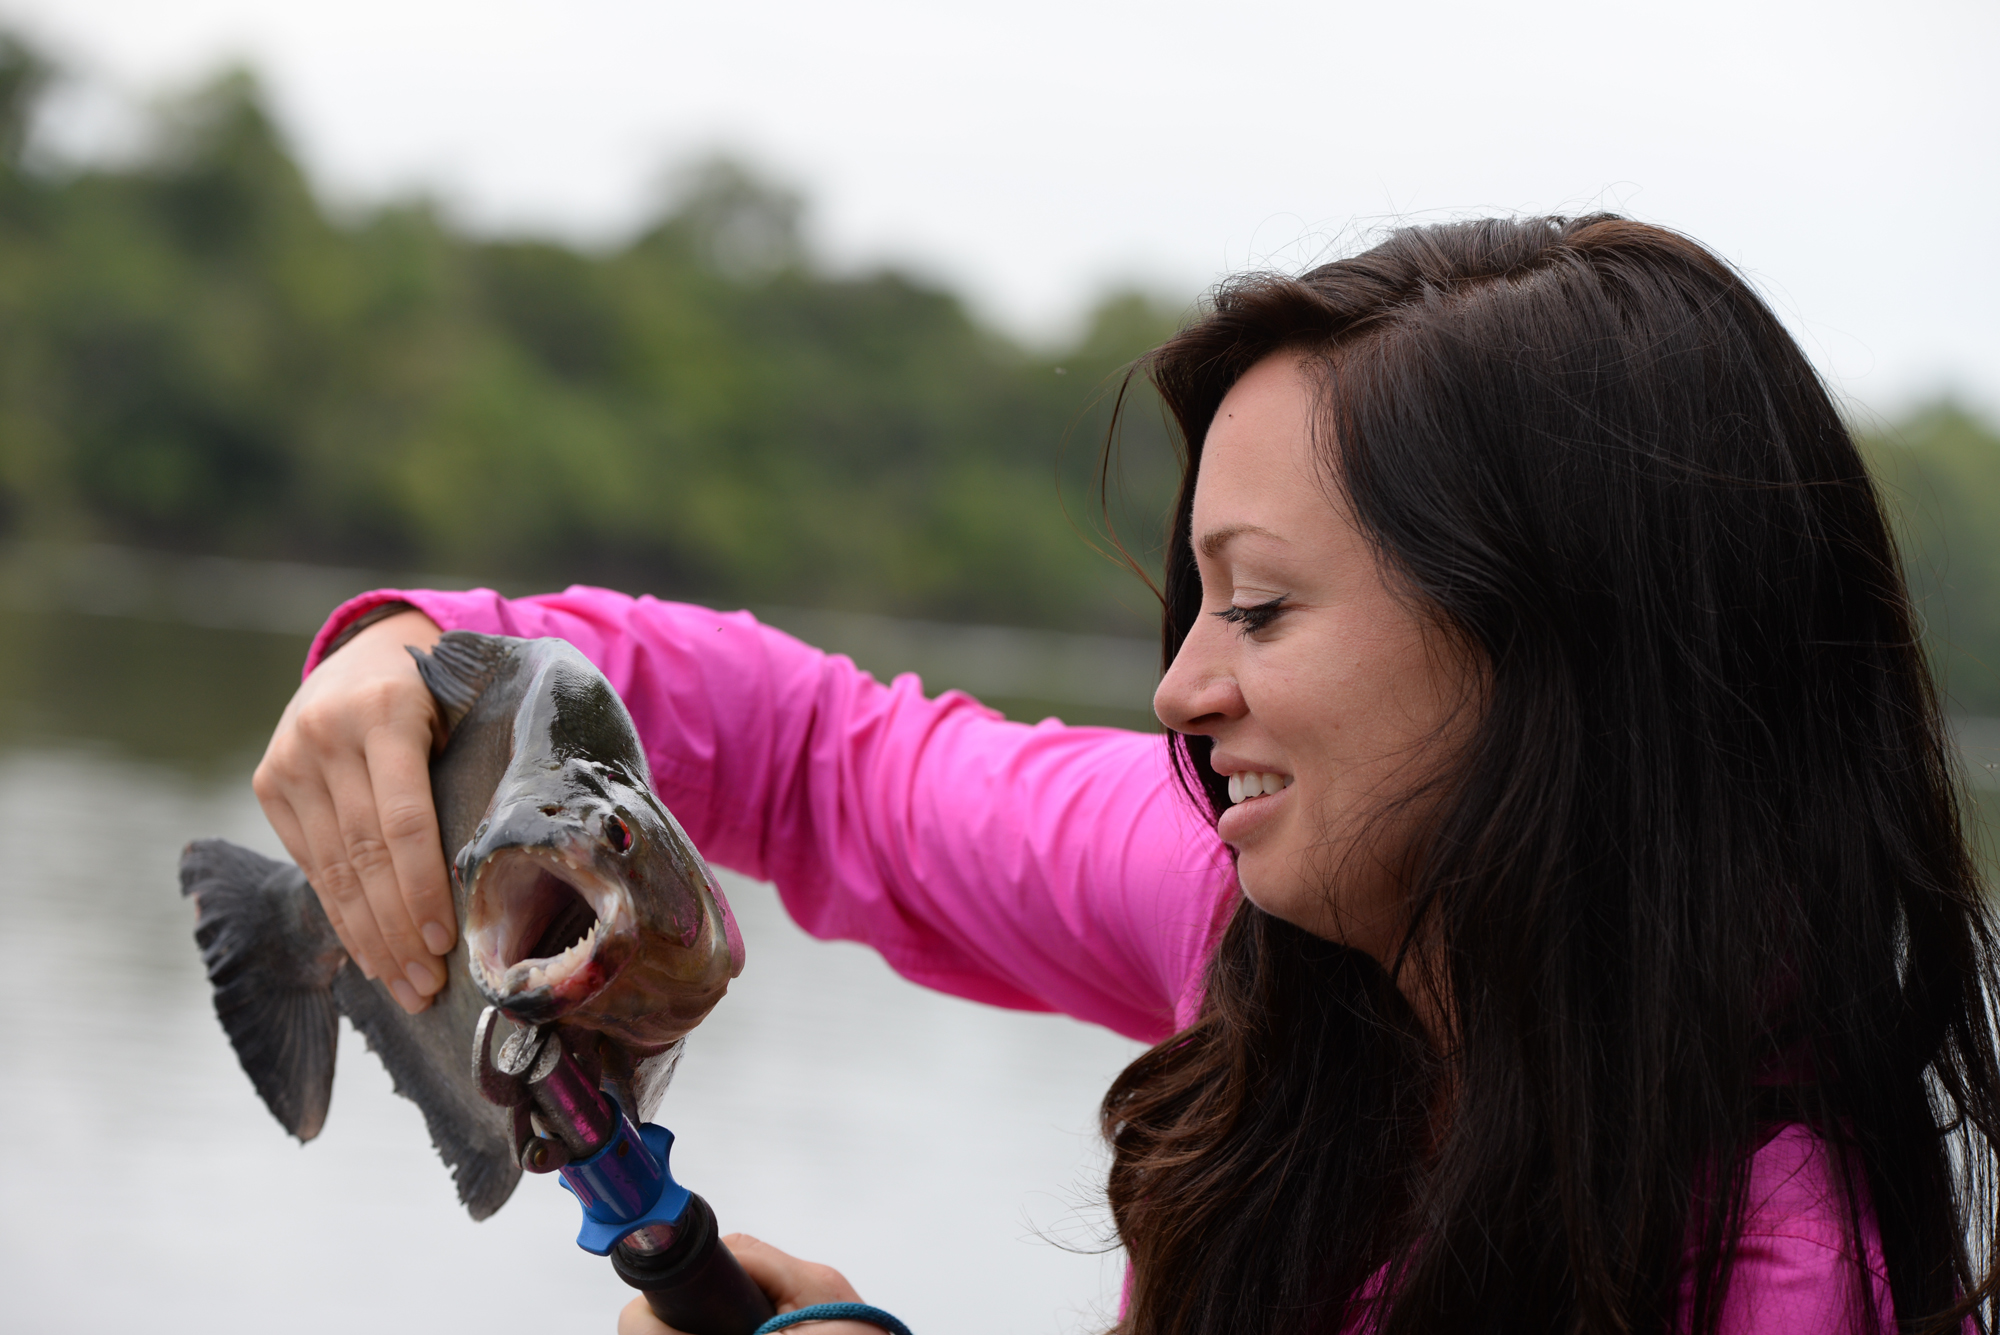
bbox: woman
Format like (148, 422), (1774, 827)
(255, 215), (2000, 1334)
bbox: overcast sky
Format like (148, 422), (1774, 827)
(6, 0), (1995, 420)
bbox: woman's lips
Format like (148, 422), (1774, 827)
(1216, 777), (1292, 845)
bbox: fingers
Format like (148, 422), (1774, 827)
(324, 751), (442, 1004)
(253, 608), (446, 1012)
(616, 1295), (683, 1335)
(290, 765), (405, 977)
(364, 728), (455, 957)
(255, 767), (362, 962)
(258, 738), (400, 980)
(722, 1234), (864, 1310)
(614, 1289), (875, 1335)
(611, 1238), (873, 1335)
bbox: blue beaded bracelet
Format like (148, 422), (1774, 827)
(754, 1301), (913, 1335)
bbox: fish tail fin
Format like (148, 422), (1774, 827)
(179, 839), (346, 1142)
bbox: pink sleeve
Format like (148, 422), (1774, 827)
(308, 587), (1238, 1044)
(1678, 1124), (1903, 1334)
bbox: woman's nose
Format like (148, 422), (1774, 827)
(1154, 620), (1245, 733)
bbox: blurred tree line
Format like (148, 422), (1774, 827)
(3, 35), (2000, 711)
(1864, 406), (2000, 716)
(0, 35), (1181, 636)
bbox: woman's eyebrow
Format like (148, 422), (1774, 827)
(1198, 523), (1283, 559)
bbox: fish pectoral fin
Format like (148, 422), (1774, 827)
(410, 631), (512, 733)
(179, 839), (345, 1142)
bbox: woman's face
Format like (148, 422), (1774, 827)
(1153, 353), (1473, 960)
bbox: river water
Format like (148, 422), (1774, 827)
(0, 609), (1140, 1335)
(10, 600), (1995, 1335)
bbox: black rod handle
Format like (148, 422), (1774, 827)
(611, 1193), (776, 1335)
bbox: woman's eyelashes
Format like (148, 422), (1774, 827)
(1215, 595), (1288, 634)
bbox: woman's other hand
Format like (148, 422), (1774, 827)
(616, 1234), (878, 1335)
(253, 607), (449, 1013)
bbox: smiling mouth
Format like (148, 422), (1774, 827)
(466, 847), (629, 1000)
(1226, 771), (1294, 805)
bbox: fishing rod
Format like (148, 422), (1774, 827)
(474, 1007), (775, 1335)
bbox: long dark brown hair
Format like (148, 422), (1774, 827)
(1100, 216), (2000, 1335)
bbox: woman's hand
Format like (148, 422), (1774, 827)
(616, 1234), (878, 1335)
(252, 607), (450, 1013)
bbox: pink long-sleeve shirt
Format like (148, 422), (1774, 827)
(309, 585), (1906, 1333)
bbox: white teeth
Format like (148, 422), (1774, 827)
(553, 921), (599, 973)
(505, 919), (602, 995)
(1227, 771), (1294, 806)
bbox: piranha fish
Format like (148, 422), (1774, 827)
(180, 631), (745, 1219)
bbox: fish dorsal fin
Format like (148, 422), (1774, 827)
(410, 632), (511, 732)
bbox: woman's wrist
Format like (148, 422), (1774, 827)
(755, 1302), (912, 1335)
(320, 599), (422, 659)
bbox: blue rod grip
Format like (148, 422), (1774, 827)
(558, 1119), (692, 1255)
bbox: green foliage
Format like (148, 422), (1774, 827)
(7, 36), (1997, 685)
(0, 34), (48, 165)
(1862, 404), (2000, 716)
(0, 47), (1183, 632)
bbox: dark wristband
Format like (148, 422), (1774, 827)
(320, 599), (419, 659)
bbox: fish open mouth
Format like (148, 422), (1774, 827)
(465, 846), (630, 1004)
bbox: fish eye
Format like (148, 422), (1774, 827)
(605, 814), (631, 854)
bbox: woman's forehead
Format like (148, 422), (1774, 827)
(1194, 356), (1344, 557)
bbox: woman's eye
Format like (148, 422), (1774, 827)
(1214, 596), (1287, 633)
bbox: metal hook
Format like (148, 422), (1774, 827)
(474, 1006), (587, 1174)
(473, 1005), (537, 1108)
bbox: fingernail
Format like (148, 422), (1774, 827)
(406, 960), (443, 997)
(388, 978), (421, 1011)
(421, 922), (453, 954)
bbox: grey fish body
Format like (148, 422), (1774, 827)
(181, 632), (744, 1220)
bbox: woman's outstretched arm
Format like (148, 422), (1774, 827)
(263, 586), (1236, 1032)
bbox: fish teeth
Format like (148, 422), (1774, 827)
(502, 919), (602, 996)
(549, 920), (600, 979)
